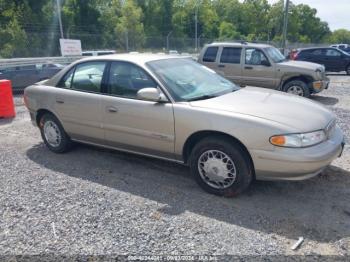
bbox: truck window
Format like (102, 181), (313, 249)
(220, 47), (241, 64)
(203, 47), (218, 62)
(245, 48), (269, 65)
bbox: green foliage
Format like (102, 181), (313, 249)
(114, 0), (145, 51)
(219, 22), (240, 40)
(0, 0), (346, 58)
(328, 29), (350, 44)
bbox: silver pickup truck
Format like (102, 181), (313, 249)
(198, 42), (329, 98)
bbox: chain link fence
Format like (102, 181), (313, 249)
(1, 32), (332, 59)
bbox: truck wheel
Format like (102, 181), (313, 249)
(346, 65), (350, 75)
(39, 113), (72, 153)
(189, 137), (253, 197)
(283, 80), (310, 98)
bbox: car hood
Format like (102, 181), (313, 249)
(189, 87), (334, 132)
(278, 60), (323, 71)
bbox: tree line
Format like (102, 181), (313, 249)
(1, 0), (350, 58)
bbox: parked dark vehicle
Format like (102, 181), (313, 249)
(0, 63), (64, 91)
(294, 47), (350, 74)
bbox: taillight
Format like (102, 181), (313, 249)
(292, 52), (298, 60)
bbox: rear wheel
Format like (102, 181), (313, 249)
(189, 137), (253, 197)
(39, 113), (72, 153)
(283, 80), (310, 98)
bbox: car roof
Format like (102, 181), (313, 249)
(207, 42), (272, 49)
(77, 53), (188, 66)
(299, 47), (333, 51)
(45, 54), (191, 87)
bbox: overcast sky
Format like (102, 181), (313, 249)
(267, 0), (350, 31)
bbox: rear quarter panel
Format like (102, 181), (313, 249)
(25, 85), (58, 124)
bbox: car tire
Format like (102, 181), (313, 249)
(39, 113), (72, 153)
(283, 80), (310, 98)
(346, 65), (350, 75)
(189, 136), (253, 197)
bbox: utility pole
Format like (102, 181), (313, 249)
(56, 0), (64, 39)
(282, 0), (290, 54)
(125, 30), (129, 52)
(167, 31), (173, 51)
(194, 1), (201, 52)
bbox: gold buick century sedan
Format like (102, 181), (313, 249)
(24, 54), (345, 197)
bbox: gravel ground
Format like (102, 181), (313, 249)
(0, 75), (350, 258)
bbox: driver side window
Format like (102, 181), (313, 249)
(326, 49), (341, 57)
(245, 48), (268, 65)
(108, 62), (157, 99)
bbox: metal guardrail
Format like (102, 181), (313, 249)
(0, 53), (199, 70)
(0, 56), (81, 69)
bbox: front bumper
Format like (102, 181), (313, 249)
(311, 78), (330, 93)
(251, 126), (344, 181)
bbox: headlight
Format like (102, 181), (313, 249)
(270, 130), (326, 148)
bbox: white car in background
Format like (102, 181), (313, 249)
(82, 50), (116, 56)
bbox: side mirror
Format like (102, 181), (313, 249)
(261, 60), (271, 67)
(137, 87), (168, 102)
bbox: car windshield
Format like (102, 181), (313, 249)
(147, 58), (239, 102)
(265, 47), (286, 63)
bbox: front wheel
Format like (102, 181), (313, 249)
(346, 65), (350, 75)
(189, 137), (254, 197)
(39, 113), (72, 153)
(283, 80), (310, 98)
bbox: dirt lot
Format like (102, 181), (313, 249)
(0, 75), (350, 257)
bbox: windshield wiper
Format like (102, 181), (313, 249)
(187, 94), (217, 101)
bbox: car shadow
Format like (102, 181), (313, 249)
(311, 95), (339, 106)
(26, 142), (350, 243)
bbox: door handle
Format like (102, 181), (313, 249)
(56, 99), (64, 104)
(218, 64), (225, 68)
(244, 66), (253, 70)
(107, 106), (118, 113)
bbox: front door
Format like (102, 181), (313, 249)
(324, 48), (346, 71)
(102, 61), (175, 159)
(54, 61), (107, 143)
(242, 48), (276, 89)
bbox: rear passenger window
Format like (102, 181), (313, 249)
(311, 49), (323, 55)
(71, 62), (106, 92)
(203, 47), (218, 62)
(220, 47), (241, 64)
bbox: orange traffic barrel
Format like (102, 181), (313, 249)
(0, 79), (16, 118)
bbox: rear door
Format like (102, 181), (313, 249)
(54, 61), (107, 143)
(101, 61), (175, 158)
(216, 47), (243, 85)
(242, 47), (276, 88)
